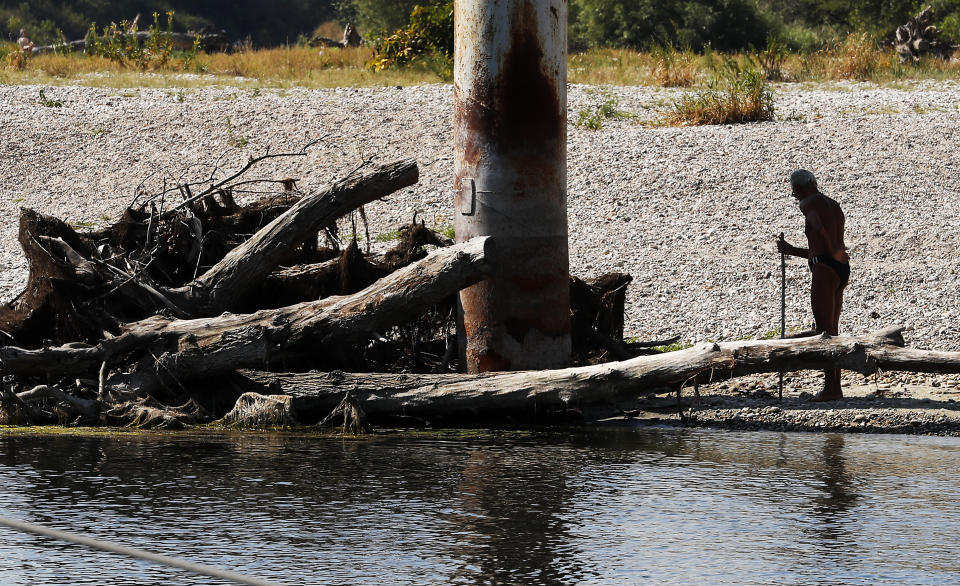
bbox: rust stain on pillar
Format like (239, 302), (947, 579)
(454, 0), (569, 373)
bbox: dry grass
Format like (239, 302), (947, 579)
(572, 41), (960, 86)
(201, 46), (371, 79)
(651, 47), (699, 87)
(2, 42), (27, 71)
(196, 46), (446, 87)
(2, 41), (959, 90)
(568, 49), (654, 85)
(818, 33), (884, 80)
(1, 46), (445, 88)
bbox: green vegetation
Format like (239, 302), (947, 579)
(358, 223), (453, 244)
(664, 60), (774, 126)
(760, 328), (781, 340)
(569, 0), (772, 52)
(336, 0), (421, 41)
(6, 0), (960, 53)
(85, 12), (185, 70)
(569, 0), (960, 52)
(224, 116), (249, 148)
(438, 225), (455, 240)
(368, 0), (452, 78)
(37, 87), (62, 107)
(373, 229), (403, 243)
(2, 1), (337, 47)
(576, 96), (635, 130)
(650, 341), (694, 353)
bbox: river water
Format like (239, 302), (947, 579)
(1, 428), (959, 585)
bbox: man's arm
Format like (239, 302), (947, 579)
(778, 240), (808, 258)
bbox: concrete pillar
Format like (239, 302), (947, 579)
(453, 0), (569, 373)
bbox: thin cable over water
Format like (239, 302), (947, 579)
(0, 515), (282, 586)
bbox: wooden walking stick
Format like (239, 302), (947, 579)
(779, 232), (786, 400)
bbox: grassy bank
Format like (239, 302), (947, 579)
(0, 45), (441, 88)
(2, 36), (959, 89)
(569, 39), (960, 86)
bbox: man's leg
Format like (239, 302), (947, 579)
(831, 280), (846, 336)
(810, 266), (842, 401)
(822, 281), (847, 397)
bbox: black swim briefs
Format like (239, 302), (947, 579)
(809, 255), (850, 285)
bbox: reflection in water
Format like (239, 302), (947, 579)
(1, 429), (960, 585)
(451, 446), (584, 584)
(810, 434), (859, 546)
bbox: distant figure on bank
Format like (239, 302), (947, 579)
(777, 169), (850, 401)
(17, 29), (35, 54)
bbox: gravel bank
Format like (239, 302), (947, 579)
(624, 370), (960, 436)
(2, 80), (958, 354)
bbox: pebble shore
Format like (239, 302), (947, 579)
(1, 80), (958, 430)
(628, 370), (960, 436)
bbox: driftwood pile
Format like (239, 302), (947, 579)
(895, 6), (956, 62)
(0, 148), (638, 429)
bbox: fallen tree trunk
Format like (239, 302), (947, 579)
(170, 159), (418, 315)
(233, 327), (957, 421)
(137, 235), (490, 378)
(864, 346), (960, 374)
(17, 385), (99, 420)
(1, 237), (492, 389)
(0, 344), (104, 377)
(246, 219), (454, 311)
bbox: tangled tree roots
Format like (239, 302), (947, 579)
(217, 392), (298, 428)
(895, 6), (956, 62)
(318, 392), (370, 434)
(103, 397), (211, 429)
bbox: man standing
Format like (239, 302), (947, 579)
(777, 169), (850, 401)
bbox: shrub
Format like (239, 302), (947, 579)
(570, 0), (773, 52)
(367, 0), (453, 73)
(664, 60), (774, 126)
(342, 0), (421, 41)
(85, 12), (180, 70)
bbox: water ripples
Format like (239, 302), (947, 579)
(1, 429), (960, 584)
